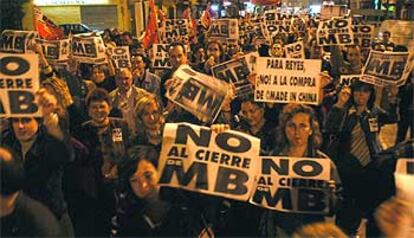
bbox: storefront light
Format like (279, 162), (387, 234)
(34, 0), (111, 5)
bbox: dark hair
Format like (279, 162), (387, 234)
(132, 53), (151, 69)
(350, 80), (376, 109)
(169, 42), (187, 55)
(383, 31), (391, 36)
(1, 147), (25, 196)
(85, 88), (111, 108)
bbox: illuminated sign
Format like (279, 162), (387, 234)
(34, 0), (112, 5)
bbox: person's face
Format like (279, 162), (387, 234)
(142, 102), (162, 131)
(92, 68), (106, 83)
(129, 160), (159, 199)
(227, 43), (239, 56)
(122, 35), (133, 45)
(196, 48), (206, 61)
(88, 100), (111, 125)
(347, 48), (361, 65)
(207, 42), (221, 61)
(383, 33), (390, 42)
(12, 117), (39, 142)
(116, 70), (133, 92)
(271, 44), (284, 57)
(285, 112), (313, 149)
(353, 87), (371, 107)
(132, 56), (146, 73)
(241, 102), (265, 129)
(169, 45), (188, 69)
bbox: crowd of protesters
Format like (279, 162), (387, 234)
(1, 6), (414, 238)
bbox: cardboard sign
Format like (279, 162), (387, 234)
(284, 41), (305, 59)
(255, 57), (322, 105)
(361, 51), (413, 87)
(212, 54), (254, 98)
(339, 74), (360, 87)
(166, 65), (228, 123)
(158, 122), (260, 201)
(71, 34), (106, 64)
(0, 53), (41, 117)
(317, 18), (355, 46)
(239, 18), (268, 44)
(0, 30), (39, 54)
(207, 19), (239, 41)
(263, 10), (293, 37)
(396, 158), (414, 175)
(152, 44), (172, 69)
(35, 38), (71, 63)
(109, 46), (131, 68)
(249, 156), (331, 214)
(162, 19), (190, 44)
(352, 24), (374, 54)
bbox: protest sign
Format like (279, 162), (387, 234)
(263, 10), (293, 37)
(207, 19), (239, 41)
(352, 24), (374, 54)
(339, 74), (360, 87)
(35, 38), (70, 63)
(0, 53), (41, 117)
(0, 30), (39, 54)
(152, 44), (172, 69)
(166, 65), (228, 123)
(161, 19), (190, 44)
(396, 158), (414, 175)
(255, 57), (321, 105)
(108, 46), (131, 68)
(317, 18), (355, 46)
(212, 54), (254, 98)
(284, 41), (305, 59)
(158, 122), (260, 201)
(249, 156), (332, 214)
(361, 51), (413, 87)
(71, 34), (106, 64)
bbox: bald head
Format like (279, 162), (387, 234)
(116, 68), (133, 93)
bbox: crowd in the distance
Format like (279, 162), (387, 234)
(1, 8), (414, 238)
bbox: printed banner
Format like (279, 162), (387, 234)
(158, 123), (260, 201)
(152, 44), (172, 69)
(361, 51), (413, 87)
(109, 46), (131, 68)
(396, 158), (414, 175)
(161, 19), (190, 44)
(339, 74), (360, 87)
(263, 10), (293, 37)
(0, 53), (41, 117)
(284, 41), (305, 59)
(320, 5), (348, 20)
(255, 57), (322, 105)
(317, 18), (354, 46)
(35, 38), (71, 63)
(352, 24), (374, 54)
(166, 65), (228, 123)
(71, 34), (106, 64)
(250, 156), (332, 214)
(212, 54), (254, 98)
(0, 30), (39, 54)
(207, 19), (239, 41)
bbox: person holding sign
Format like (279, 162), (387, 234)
(202, 40), (228, 75)
(261, 103), (340, 236)
(324, 80), (398, 236)
(115, 146), (204, 236)
(1, 89), (74, 236)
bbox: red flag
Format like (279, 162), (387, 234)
(183, 7), (197, 36)
(200, 8), (211, 29)
(141, 0), (159, 49)
(33, 6), (64, 40)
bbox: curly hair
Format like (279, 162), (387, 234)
(134, 94), (163, 132)
(275, 104), (322, 154)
